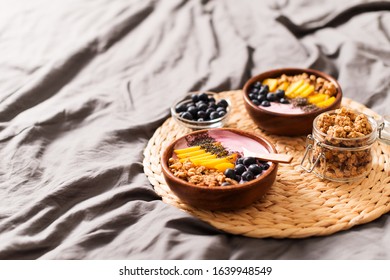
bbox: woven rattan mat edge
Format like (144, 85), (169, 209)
(143, 91), (390, 238)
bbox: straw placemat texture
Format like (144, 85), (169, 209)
(143, 91), (390, 238)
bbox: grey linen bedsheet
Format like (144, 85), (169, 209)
(0, 0), (389, 260)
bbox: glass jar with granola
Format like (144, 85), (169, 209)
(301, 107), (379, 182)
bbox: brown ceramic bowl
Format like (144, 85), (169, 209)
(161, 128), (278, 211)
(243, 68), (342, 136)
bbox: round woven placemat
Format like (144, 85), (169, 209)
(143, 91), (390, 238)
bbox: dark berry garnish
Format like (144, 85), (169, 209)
(187, 106), (198, 117)
(197, 103), (208, 112)
(252, 99), (260, 106)
(191, 94), (199, 103)
(253, 81), (262, 89)
(242, 171), (254, 181)
(206, 108), (215, 116)
(243, 157), (256, 167)
(175, 103), (187, 113)
(249, 93), (257, 100)
(266, 93), (277, 102)
(259, 85), (269, 94)
(236, 157), (244, 165)
(197, 110), (207, 119)
(248, 164), (262, 175)
(280, 98), (290, 104)
(234, 164), (246, 175)
(216, 107), (225, 112)
(218, 111), (226, 117)
(261, 100), (270, 107)
(197, 118), (204, 122)
(224, 168), (236, 179)
(210, 111), (220, 120)
(186, 102), (195, 108)
(208, 102), (217, 109)
(261, 163), (270, 170)
(181, 112), (193, 120)
(275, 89), (285, 99)
(235, 175), (241, 182)
(199, 92), (209, 102)
(257, 94), (266, 102)
(216, 99), (228, 108)
(208, 97), (216, 103)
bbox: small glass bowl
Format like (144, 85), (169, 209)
(171, 92), (231, 130)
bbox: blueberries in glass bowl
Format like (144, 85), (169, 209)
(171, 92), (231, 129)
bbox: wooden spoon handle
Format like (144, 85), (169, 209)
(243, 148), (293, 164)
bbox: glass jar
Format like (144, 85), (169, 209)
(301, 110), (389, 182)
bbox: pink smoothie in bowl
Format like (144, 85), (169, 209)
(169, 129), (274, 187)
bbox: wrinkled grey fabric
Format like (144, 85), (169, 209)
(0, 0), (389, 260)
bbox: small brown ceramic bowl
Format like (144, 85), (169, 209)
(161, 128), (278, 211)
(243, 68), (342, 136)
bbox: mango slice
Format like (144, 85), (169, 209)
(214, 162), (235, 172)
(277, 82), (290, 91)
(316, 96), (336, 108)
(308, 94), (328, 104)
(189, 154), (217, 164)
(263, 78), (278, 92)
(176, 149), (206, 159)
(174, 146), (201, 154)
(285, 80), (304, 97)
(299, 85), (315, 98)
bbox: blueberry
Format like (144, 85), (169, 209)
(222, 182), (231, 186)
(224, 168), (236, 179)
(197, 110), (207, 119)
(262, 85), (269, 92)
(216, 99), (228, 108)
(235, 175), (241, 182)
(210, 111), (220, 120)
(253, 81), (262, 88)
(208, 102), (217, 109)
(208, 97), (216, 103)
(250, 88), (259, 94)
(275, 89), (285, 99)
(261, 163), (270, 170)
(248, 164), (262, 175)
(236, 158), (244, 165)
(266, 93), (277, 102)
(234, 164), (246, 175)
(261, 100), (271, 107)
(243, 157), (256, 166)
(187, 106), (198, 117)
(259, 87), (268, 95)
(197, 118), (204, 122)
(199, 92), (209, 102)
(197, 103), (208, 112)
(181, 112), (193, 120)
(186, 102), (195, 108)
(257, 94), (267, 102)
(206, 107), (215, 116)
(218, 110), (226, 117)
(280, 98), (290, 104)
(252, 99), (260, 106)
(242, 171), (254, 181)
(216, 107), (225, 112)
(249, 93), (257, 100)
(191, 94), (199, 103)
(175, 103), (187, 113)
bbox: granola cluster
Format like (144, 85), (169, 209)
(317, 107), (372, 139)
(313, 107), (374, 180)
(168, 158), (238, 187)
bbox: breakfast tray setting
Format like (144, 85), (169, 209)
(143, 90), (390, 238)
